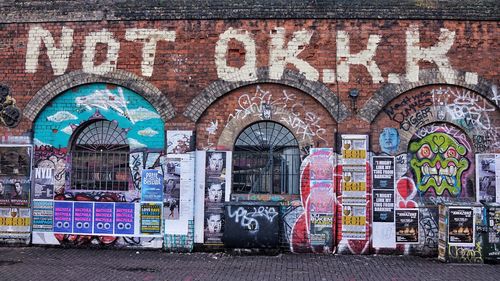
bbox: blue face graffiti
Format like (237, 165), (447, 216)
(379, 128), (400, 154)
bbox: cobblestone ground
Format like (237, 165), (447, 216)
(0, 247), (499, 281)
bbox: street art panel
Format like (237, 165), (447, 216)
(408, 124), (474, 203)
(31, 83), (165, 249)
(197, 84), (336, 150)
(224, 204), (280, 248)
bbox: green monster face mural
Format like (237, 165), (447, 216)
(409, 133), (469, 196)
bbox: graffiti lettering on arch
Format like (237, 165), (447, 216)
(225, 85), (328, 144)
(409, 125), (472, 197)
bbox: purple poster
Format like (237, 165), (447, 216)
(115, 203), (135, 235)
(93, 203), (114, 235)
(53, 201), (73, 233)
(73, 202), (93, 234)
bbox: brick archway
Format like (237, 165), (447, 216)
(183, 67), (349, 123)
(359, 68), (499, 123)
(24, 69), (175, 123)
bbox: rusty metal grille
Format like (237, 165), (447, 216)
(71, 120), (129, 191)
(233, 122), (301, 195)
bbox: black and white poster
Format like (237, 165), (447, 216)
(373, 156), (395, 190)
(448, 207), (475, 246)
(395, 209), (419, 243)
(475, 154), (499, 203)
(204, 151), (227, 244)
(373, 190), (395, 223)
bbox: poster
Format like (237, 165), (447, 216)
(114, 203), (135, 235)
(0, 178), (30, 207)
(34, 167), (54, 200)
(373, 156), (395, 190)
(475, 154), (498, 203)
(140, 203), (162, 234)
(178, 154), (195, 219)
(204, 151), (227, 244)
(341, 135), (368, 166)
(310, 148), (333, 180)
(73, 202), (93, 234)
(310, 181), (334, 213)
(341, 165), (367, 204)
(448, 207), (475, 246)
(53, 201), (73, 233)
(141, 169), (163, 202)
(0, 146), (32, 209)
(310, 213), (333, 246)
(395, 209), (419, 243)
(341, 205), (367, 240)
(0, 207), (30, 233)
(166, 130), (193, 154)
(32, 200), (54, 232)
(93, 203), (114, 235)
(163, 156), (181, 219)
(373, 190), (395, 223)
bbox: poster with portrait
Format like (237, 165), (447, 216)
(448, 207), (475, 246)
(166, 130), (193, 154)
(395, 209), (419, 243)
(204, 151), (228, 245)
(0, 145), (32, 209)
(0, 179), (31, 207)
(476, 154), (498, 203)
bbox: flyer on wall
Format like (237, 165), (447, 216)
(395, 209), (419, 243)
(448, 207), (475, 246)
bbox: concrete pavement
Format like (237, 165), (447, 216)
(0, 247), (498, 281)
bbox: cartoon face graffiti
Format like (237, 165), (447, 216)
(409, 132), (469, 196)
(379, 128), (400, 154)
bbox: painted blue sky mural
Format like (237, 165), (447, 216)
(34, 83), (165, 150)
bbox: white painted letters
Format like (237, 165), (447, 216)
(25, 25), (74, 75)
(82, 29), (120, 75)
(406, 25), (456, 83)
(125, 29), (176, 77)
(269, 28), (319, 81)
(215, 28), (257, 82)
(336, 31), (383, 83)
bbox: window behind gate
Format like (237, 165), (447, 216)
(70, 120), (129, 191)
(232, 121), (301, 195)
